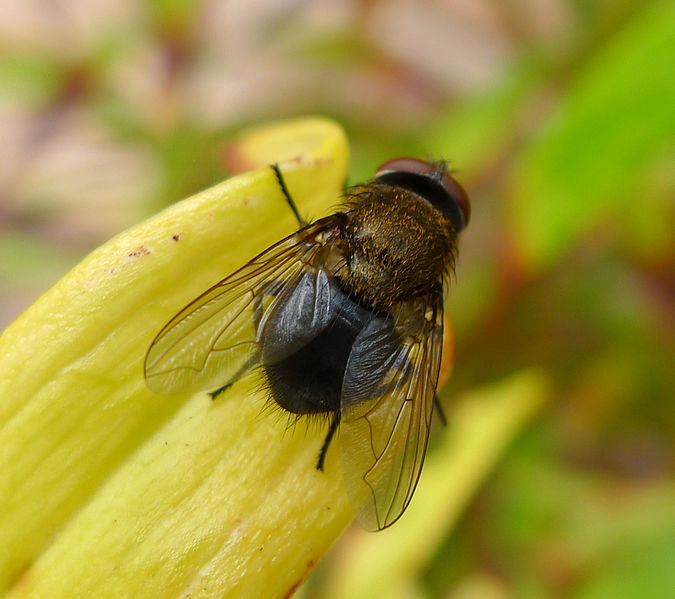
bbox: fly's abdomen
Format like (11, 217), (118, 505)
(261, 280), (372, 415)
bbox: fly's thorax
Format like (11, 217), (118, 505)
(337, 184), (457, 311)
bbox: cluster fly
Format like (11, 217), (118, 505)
(145, 157), (470, 530)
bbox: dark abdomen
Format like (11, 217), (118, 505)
(263, 288), (371, 415)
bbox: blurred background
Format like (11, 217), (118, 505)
(0, 0), (672, 596)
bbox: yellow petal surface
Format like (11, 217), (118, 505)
(0, 117), (351, 598)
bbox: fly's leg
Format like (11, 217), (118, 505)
(209, 281), (284, 401)
(316, 412), (341, 471)
(271, 164), (307, 227)
(208, 354), (259, 400)
(252, 275), (343, 472)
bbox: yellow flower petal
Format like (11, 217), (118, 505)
(0, 117), (351, 598)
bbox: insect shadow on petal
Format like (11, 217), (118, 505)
(145, 158), (470, 531)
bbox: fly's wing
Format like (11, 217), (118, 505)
(340, 292), (443, 531)
(144, 220), (339, 394)
(258, 266), (337, 365)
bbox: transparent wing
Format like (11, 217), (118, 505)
(340, 292), (443, 530)
(144, 220), (338, 394)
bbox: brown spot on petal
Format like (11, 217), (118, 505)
(127, 245), (151, 258)
(9, 560), (32, 593)
(282, 559), (316, 598)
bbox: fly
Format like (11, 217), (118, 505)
(145, 158), (470, 530)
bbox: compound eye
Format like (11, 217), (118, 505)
(438, 171), (470, 230)
(375, 157), (471, 230)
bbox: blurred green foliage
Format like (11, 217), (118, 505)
(510, 3), (675, 271)
(0, 0), (672, 597)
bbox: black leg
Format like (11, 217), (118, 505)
(209, 353), (259, 400)
(271, 163), (306, 227)
(434, 395), (447, 427)
(210, 279), (286, 401)
(209, 382), (234, 401)
(316, 413), (340, 471)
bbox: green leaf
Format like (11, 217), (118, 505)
(509, 2), (675, 272)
